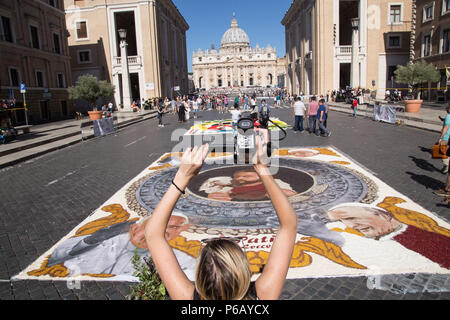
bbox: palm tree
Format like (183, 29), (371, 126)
(409, 0), (417, 63)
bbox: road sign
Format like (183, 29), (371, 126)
(174, 86), (180, 91)
(20, 83), (26, 93)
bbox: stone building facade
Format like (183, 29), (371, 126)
(413, 0), (450, 100)
(282, 0), (412, 99)
(0, 0), (74, 124)
(192, 15), (286, 91)
(64, 0), (189, 111)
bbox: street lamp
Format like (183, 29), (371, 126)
(118, 28), (133, 111)
(118, 28), (127, 40)
(351, 18), (360, 30)
(350, 18), (360, 89)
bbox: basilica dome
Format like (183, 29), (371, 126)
(220, 15), (250, 48)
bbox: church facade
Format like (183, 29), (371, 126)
(192, 15), (286, 91)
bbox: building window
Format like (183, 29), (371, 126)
(76, 21), (88, 40)
(198, 57), (202, 62)
(388, 35), (401, 48)
(35, 71), (44, 87)
(443, 0), (450, 14)
(423, 34), (432, 56)
(1, 16), (13, 43)
(443, 29), (450, 53)
(53, 33), (61, 54)
(57, 73), (65, 88)
(389, 4), (402, 24)
(423, 3), (434, 22)
(78, 50), (91, 63)
(9, 68), (20, 87)
(30, 25), (40, 49)
(218, 79), (222, 87)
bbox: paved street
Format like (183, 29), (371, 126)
(0, 103), (449, 300)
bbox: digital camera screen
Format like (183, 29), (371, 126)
(238, 119), (253, 130)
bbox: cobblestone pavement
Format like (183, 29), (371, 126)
(0, 106), (449, 300)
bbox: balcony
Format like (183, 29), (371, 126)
(335, 46), (366, 57)
(337, 46), (352, 55)
(113, 55), (142, 67)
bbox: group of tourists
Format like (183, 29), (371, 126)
(291, 95), (331, 137)
(154, 93), (262, 127)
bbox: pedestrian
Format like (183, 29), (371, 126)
(258, 99), (271, 121)
(224, 96), (229, 113)
(324, 100), (329, 128)
(250, 95), (256, 113)
(306, 96), (319, 135)
(193, 97), (199, 119)
(244, 95), (249, 111)
(437, 105), (450, 174)
(178, 98), (186, 123)
(318, 99), (331, 137)
(185, 99), (191, 120)
(157, 99), (164, 127)
(292, 96), (305, 132)
(197, 96), (203, 111)
(230, 102), (241, 137)
(217, 97), (222, 114)
(171, 98), (177, 114)
(144, 139), (298, 300)
(352, 98), (358, 117)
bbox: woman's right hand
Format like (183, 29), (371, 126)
(174, 144), (209, 187)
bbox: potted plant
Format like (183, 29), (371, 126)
(68, 74), (115, 120)
(127, 249), (166, 300)
(394, 60), (440, 113)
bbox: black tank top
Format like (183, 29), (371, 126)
(193, 282), (259, 300)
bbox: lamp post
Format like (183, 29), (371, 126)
(350, 18), (360, 89)
(118, 28), (133, 111)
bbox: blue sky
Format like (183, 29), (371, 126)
(172, 0), (293, 72)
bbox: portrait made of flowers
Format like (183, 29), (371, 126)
(16, 147), (450, 283)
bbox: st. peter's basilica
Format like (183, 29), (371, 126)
(192, 14), (286, 91)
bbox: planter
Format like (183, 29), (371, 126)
(88, 110), (103, 120)
(404, 99), (423, 113)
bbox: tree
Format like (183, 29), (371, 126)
(68, 74), (115, 110)
(394, 60), (440, 100)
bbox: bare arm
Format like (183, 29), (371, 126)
(252, 133), (298, 300)
(440, 125), (449, 143)
(145, 145), (209, 300)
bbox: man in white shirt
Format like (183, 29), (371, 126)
(230, 102), (241, 136)
(292, 96), (306, 132)
(192, 98), (198, 119)
(196, 96), (203, 111)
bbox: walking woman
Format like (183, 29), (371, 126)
(178, 98), (186, 123)
(145, 134), (298, 300)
